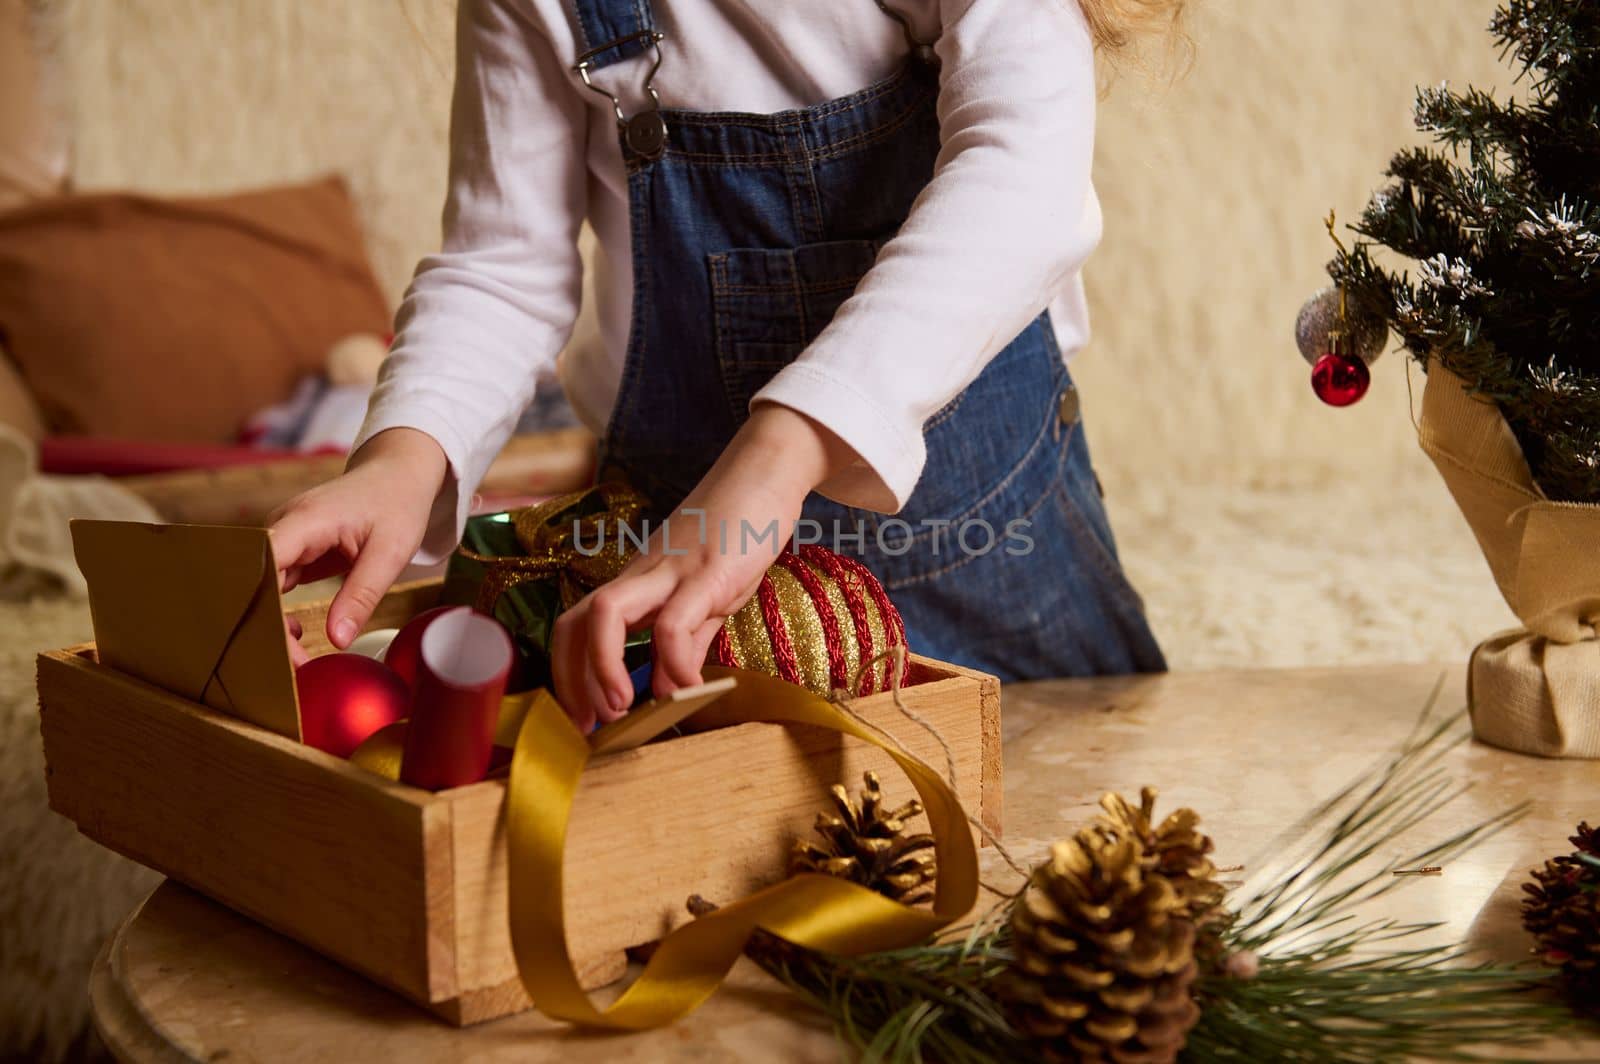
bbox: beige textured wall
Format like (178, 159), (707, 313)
(58, 0), (456, 301)
(1080, 0), (1510, 492)
(53, 0), (1514, 491)
(1, 0), (71, 207)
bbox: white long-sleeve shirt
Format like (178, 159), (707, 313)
(358, 0), (1102, 561)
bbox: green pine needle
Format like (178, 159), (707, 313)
(745, 688), (1596, 1062)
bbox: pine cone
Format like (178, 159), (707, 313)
(1002, 828), (1202, 1064)
(1096, 787), (1225, 925)
(790, 771), (937, 905)
(1522, 821), (1600, 1010)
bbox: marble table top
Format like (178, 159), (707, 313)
(90, 665), (1600, 1062)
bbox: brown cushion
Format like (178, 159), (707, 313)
(0, 176), (391, 442)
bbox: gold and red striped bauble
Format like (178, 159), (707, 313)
(710, 544), (910, 698)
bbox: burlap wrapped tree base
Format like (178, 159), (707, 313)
(1419, 363), (1600, 758)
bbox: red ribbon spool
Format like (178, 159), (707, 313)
(400, 607), (513, 790)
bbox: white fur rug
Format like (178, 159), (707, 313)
(1110, 477), (1517, 672)
(1, 590), (157, 1062)
(0, 478), (1516, 1059)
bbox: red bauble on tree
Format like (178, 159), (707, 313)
(295, 653), (410, 758)
(1296, 218), (1387, 409)
(1311, 351), (1370, 407)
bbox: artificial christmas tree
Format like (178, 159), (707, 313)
(1306, 0), (1600, 758)
(1326, 0), (1600, 504)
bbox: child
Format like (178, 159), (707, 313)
(270, 0), (1177, 731)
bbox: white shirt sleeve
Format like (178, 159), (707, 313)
(352, 0), (587, 563)
(750, 0), (1102, 514)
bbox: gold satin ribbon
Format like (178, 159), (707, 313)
(507, 667), (979, 1029)
(348, 720), (407, 779)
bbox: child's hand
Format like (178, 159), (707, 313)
(268, 428), (448, 665)
(551, 406), (852, 732)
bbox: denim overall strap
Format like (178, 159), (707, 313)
(587, 14), (1167, 681)
(599, 63), (947, 505)
(568, 0), (655, 70)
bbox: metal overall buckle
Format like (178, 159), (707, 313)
(874, 0), (939, 68)
(574, 30), (669, 160)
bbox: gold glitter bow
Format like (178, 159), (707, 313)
(457, 480), (650, 614)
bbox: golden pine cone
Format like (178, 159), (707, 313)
(790, 771), (936, 905)
(1096, 787), (1225, 925)
(1001, 800), (1209, 1064)
(1521, 821), (1600, 1010)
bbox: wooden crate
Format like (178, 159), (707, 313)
(39, 582), (1001, 1025)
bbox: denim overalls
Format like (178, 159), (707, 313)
(569, 0), (1165, 680)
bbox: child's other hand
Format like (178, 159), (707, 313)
(268, 428), (448, 665)
(551, 406), (852, 732)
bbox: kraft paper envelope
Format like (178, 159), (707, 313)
(72, 520), (302, 740)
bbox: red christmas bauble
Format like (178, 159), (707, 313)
(296, 653), (410, 758)
(1311, 351), (1370, 407)
(382, 606), (456, 691)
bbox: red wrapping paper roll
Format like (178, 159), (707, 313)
(400, 607), (513, 791)
(382, 605), (456, 691)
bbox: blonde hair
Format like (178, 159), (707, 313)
(1078, 0), (1192, 73)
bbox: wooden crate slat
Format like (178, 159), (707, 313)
(286, 580), (444, 659)
(38, 649), (445, 1002)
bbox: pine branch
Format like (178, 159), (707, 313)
(1491, 0), (1600, 98)
(742, 709), (1595, 1062)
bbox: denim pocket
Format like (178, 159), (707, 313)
(862, 374), (1068, 589)
(1052, 423), (1149, 619)
(707, 238), (888, 418)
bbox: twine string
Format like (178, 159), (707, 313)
(1405, 356), (1422, 437)
(829, 644), (1030, 892)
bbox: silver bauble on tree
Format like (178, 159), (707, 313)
(1294, 285), (1387, 366)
